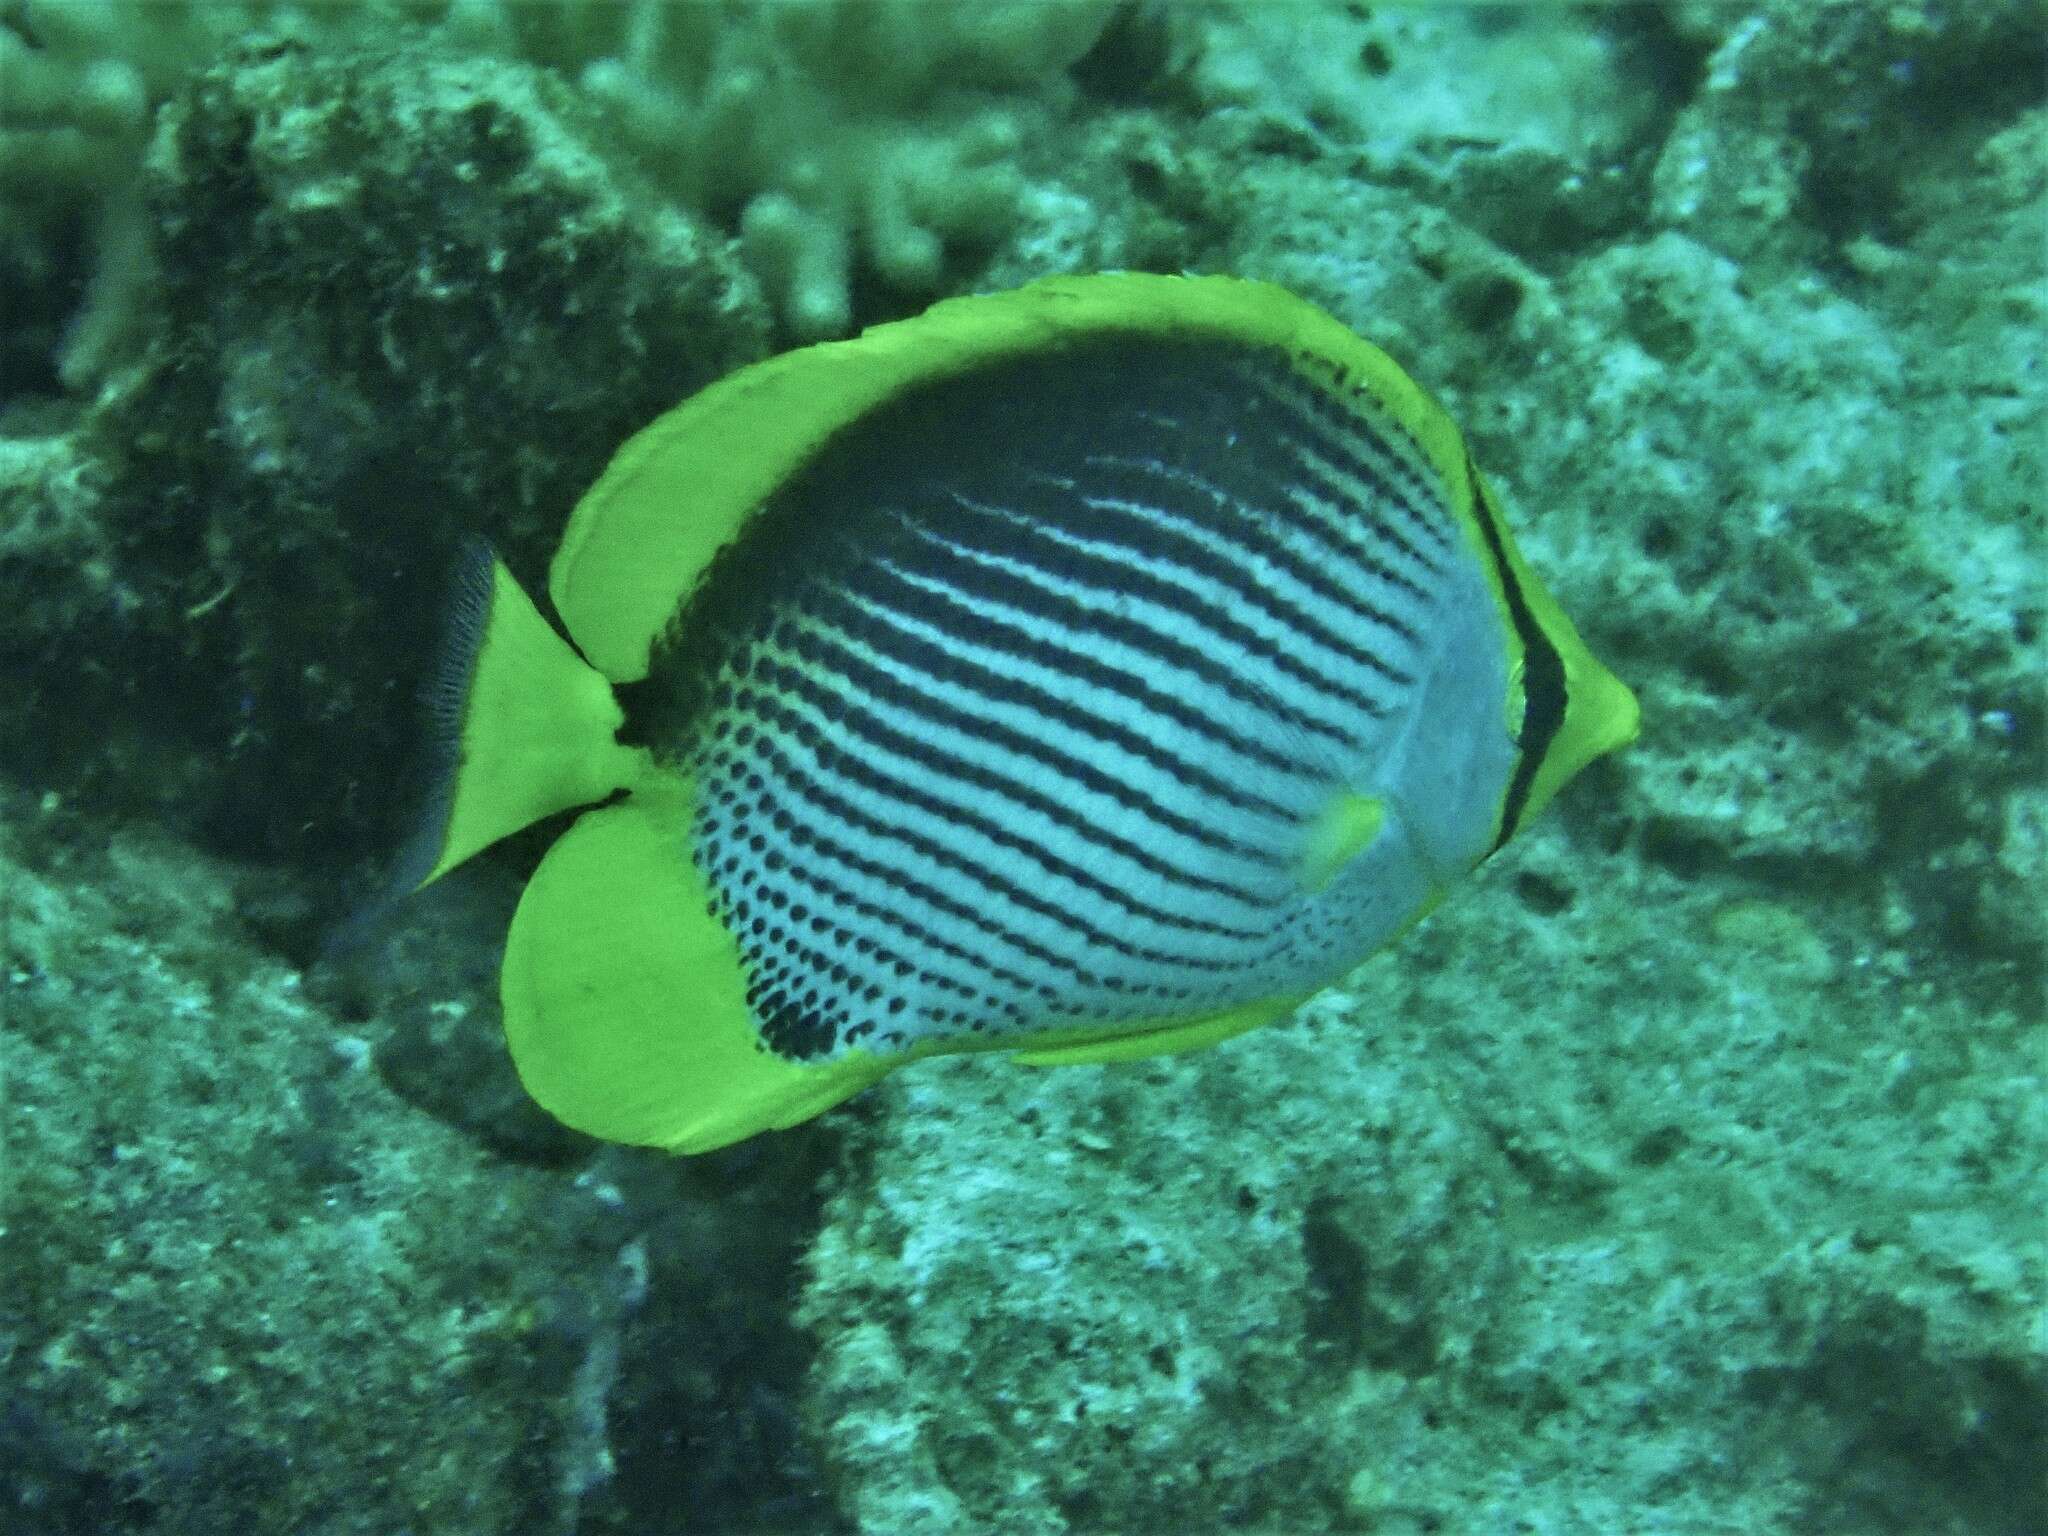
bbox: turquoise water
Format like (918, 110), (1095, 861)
(2, 4), (2042, 1533)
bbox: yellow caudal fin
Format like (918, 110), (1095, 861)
(500, 783), (890, 1152)
(1463, 472), (1640, 836)
(409, 543), (645, 889)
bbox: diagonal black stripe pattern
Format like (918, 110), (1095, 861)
(643, 332), (1487, 1059)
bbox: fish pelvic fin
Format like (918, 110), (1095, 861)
(410, 542), (643, 889)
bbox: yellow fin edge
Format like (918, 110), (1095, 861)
(417, 556), (642, 887)
(502, 785), (888, 1153)
(1010, 992), (1312, 1067)
(502, 774), (1323, 1145)
(549, 272), (1469, 684)
(1466, 471), (1642, 832)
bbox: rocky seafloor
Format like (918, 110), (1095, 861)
(3, 4), (2042, 1533)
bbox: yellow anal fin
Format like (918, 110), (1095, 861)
(1297, 792), (1387, 892)
(1011, 992), (1312, 1067)
(501, 785), (887, 1152)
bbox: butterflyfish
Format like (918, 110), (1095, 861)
(413, 273), (1640, 1153)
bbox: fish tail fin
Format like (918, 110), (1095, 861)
(402, 539), (642, 891)
(502, 786), (888, 1151)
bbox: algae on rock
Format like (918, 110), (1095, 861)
(797, 4), (2047, 1533)
(1, 4), (2041, 1535)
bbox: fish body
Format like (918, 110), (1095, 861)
(418, 274), (1639, 1152)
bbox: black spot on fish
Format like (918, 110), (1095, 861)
(758, 998), (839, 1061)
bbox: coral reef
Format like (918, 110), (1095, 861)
(3, 791), (645, 1534)
(798, 2), (2045, 1530)
(1, 0), (1117, 381)
(1, 2), (2041, 1534)
(2, 789), (846, 1534)
(3, 33), (769, 879)
(516, 0), (1118, 338)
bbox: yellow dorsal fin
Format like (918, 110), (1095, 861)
(546, 272), (1469, 686)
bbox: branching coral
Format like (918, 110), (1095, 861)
(1, 0), (390, 388)
(449, 0), (1119, 336)
(1, 0), (1115, 394)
